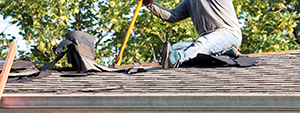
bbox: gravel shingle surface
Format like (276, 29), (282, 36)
(4, 53), (300, 94)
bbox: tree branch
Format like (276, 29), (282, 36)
(272, 6), (285, 13)
(294, 23), (300, 43)
(94, 24), (115, 48)
(1, 23), (13, 33)
(155, 29), (165, 42)
(149, 43), (157, 63)
(75, 2), (83, 31)
(167, 27), (172, 42)
(159, 28), (166, 41)
(135, 28), (158, 63)
(272, 1), (294, 13)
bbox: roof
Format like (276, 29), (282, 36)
(1, 51), (300, 111)
(3, 53), (300, 94)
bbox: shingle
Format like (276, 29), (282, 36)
(4, 53), (300, 94)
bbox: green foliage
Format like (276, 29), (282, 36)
(0, 0), (300, 67)
(103, 0), (197, 65)
(234, 0), (300, 53)
(0, 33), (15, 58)
(0, 0), (123, 66)
(0, 30), (27, 59)
(0, 0), (79, 66)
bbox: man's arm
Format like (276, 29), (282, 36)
(145, 0), (190, 23)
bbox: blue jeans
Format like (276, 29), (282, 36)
(172, 29), (241, 65)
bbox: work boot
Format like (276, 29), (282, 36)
(231, 46), (242, 57)
(162, 41), (179, 69)
(222, 46), (241, 58)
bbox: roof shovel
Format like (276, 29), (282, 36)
(112, 0), (143, 66)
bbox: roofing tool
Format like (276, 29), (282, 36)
(0, 41), (17, 101)
(113, 0), (143, 66)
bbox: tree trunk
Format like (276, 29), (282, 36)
(294, 23), (300, 43)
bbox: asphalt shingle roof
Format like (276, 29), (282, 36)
(3, 53), (300, 94)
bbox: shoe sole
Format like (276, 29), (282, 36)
(162, 42), (169, 69)
(231, 46), (241, 58)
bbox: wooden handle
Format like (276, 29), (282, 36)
(0, 41), (17, 101)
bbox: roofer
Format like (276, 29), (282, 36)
(142, 0), (242, 69)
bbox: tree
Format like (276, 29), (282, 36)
(0, 0), (300, 67)
(0, 0), (79, 66)
(0, 33), (15, 58)
(0, 0), (195, 66)
(101, 0), (197, 64)
(293, 2), (300, 42)
(0, 0), (132, 66)
(233, 0), (300, 53)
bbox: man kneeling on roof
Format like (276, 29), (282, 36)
(142, 0), (242, 69)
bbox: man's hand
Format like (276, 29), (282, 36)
(142, 0), (153, 6)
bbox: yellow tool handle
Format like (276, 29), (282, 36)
(115, 0), (143, 66)
(0, 41), (17, 101)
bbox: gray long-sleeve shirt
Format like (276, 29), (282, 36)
(146, 0), (242, 41)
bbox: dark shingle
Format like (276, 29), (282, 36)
(4, 53), (300, 94)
